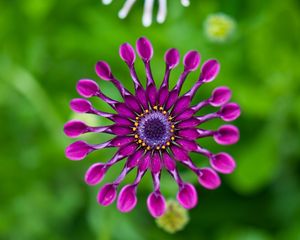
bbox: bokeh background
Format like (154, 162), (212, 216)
(1, 0), (300, 239)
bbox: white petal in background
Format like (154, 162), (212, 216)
(102, 0), (190, 27)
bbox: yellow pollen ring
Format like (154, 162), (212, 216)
(132, 127), (137, 131)
(171, 136), (175, 141)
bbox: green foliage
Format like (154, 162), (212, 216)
(0, 0), (300, 239)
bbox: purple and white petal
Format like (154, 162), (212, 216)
(97, 183), (117, 206)
(85, 163), (107, 185)
(213, 125), (240, 145)
(147, 192), (166, 217)
(177, 183), (198, 209)
(117, 184), (137, 212)
(198, 168), (221, 189)
(210, 153), (236, 174)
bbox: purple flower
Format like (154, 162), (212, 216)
(64, 37), (241, 217)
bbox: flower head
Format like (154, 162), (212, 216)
(102, 0), (190, 27)
(204, 13), (236, 42)
(64, 37), (240, 217)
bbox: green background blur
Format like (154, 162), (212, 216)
(1, 0), (300, 239)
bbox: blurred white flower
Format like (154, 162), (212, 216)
(204, 13), (236, 42)
(102, 0), (190, 27)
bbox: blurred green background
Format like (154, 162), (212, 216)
(1, 0), (300, 239)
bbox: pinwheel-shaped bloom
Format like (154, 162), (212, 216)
(102, 0), (190, 27)
(64, 37), (241, 218)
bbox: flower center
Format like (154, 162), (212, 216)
(136, 110), (173, 149)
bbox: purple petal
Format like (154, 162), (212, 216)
(177, 183), (198, 209)
(183, 51), (201, 71)
(119, 43), (136, 66)
(136, 37), (153, 61)
(112, 115), (132, 126)
(171, 146), (190, 162)
(127, 150), (144, 168)
(117, 185), (137, 212)
(97, 183), (117, 206)
(95, 61), (113, 81)
(110, 125), (132, 135)
(210, 86), (232, 107)
(210, 153), (236, 174)
(65, 140), (92, 160)
(177, 118), (200, 128)
(146, 83), (157, 106)
(157, 86), (169, 106)
(115, 103), (135, 119)
(151, 152), (162, 173)
(76, 79), (99, 98)
(110, 136), (134, 147)
(147, 192), (166, 217)
(138, 153), (150, 171)
(198, 168), (221, 189)
(178, 128), (199, 140)
(200, 59), (220, 82)
(124, 95), (142, 113)
(219, 103), (241, 121)
(85, 163), (107, 185)
(172, 96), (191, 115)
(163, 152), (176, 171)
(214, 125), (240, 145)
(175, 109), (195, 121)
(70, 98), (92, 113)
(64, 120), (88, 138)
(164, 48), (180, 69)
(165, 90), (178, 110)
(177, 139), (198, 152)
(135, 86), (148, 109)
(119, 143), (137, 157)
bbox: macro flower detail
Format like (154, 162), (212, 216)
(64, 37), (241, 217)
(102, 0), (190, 27)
